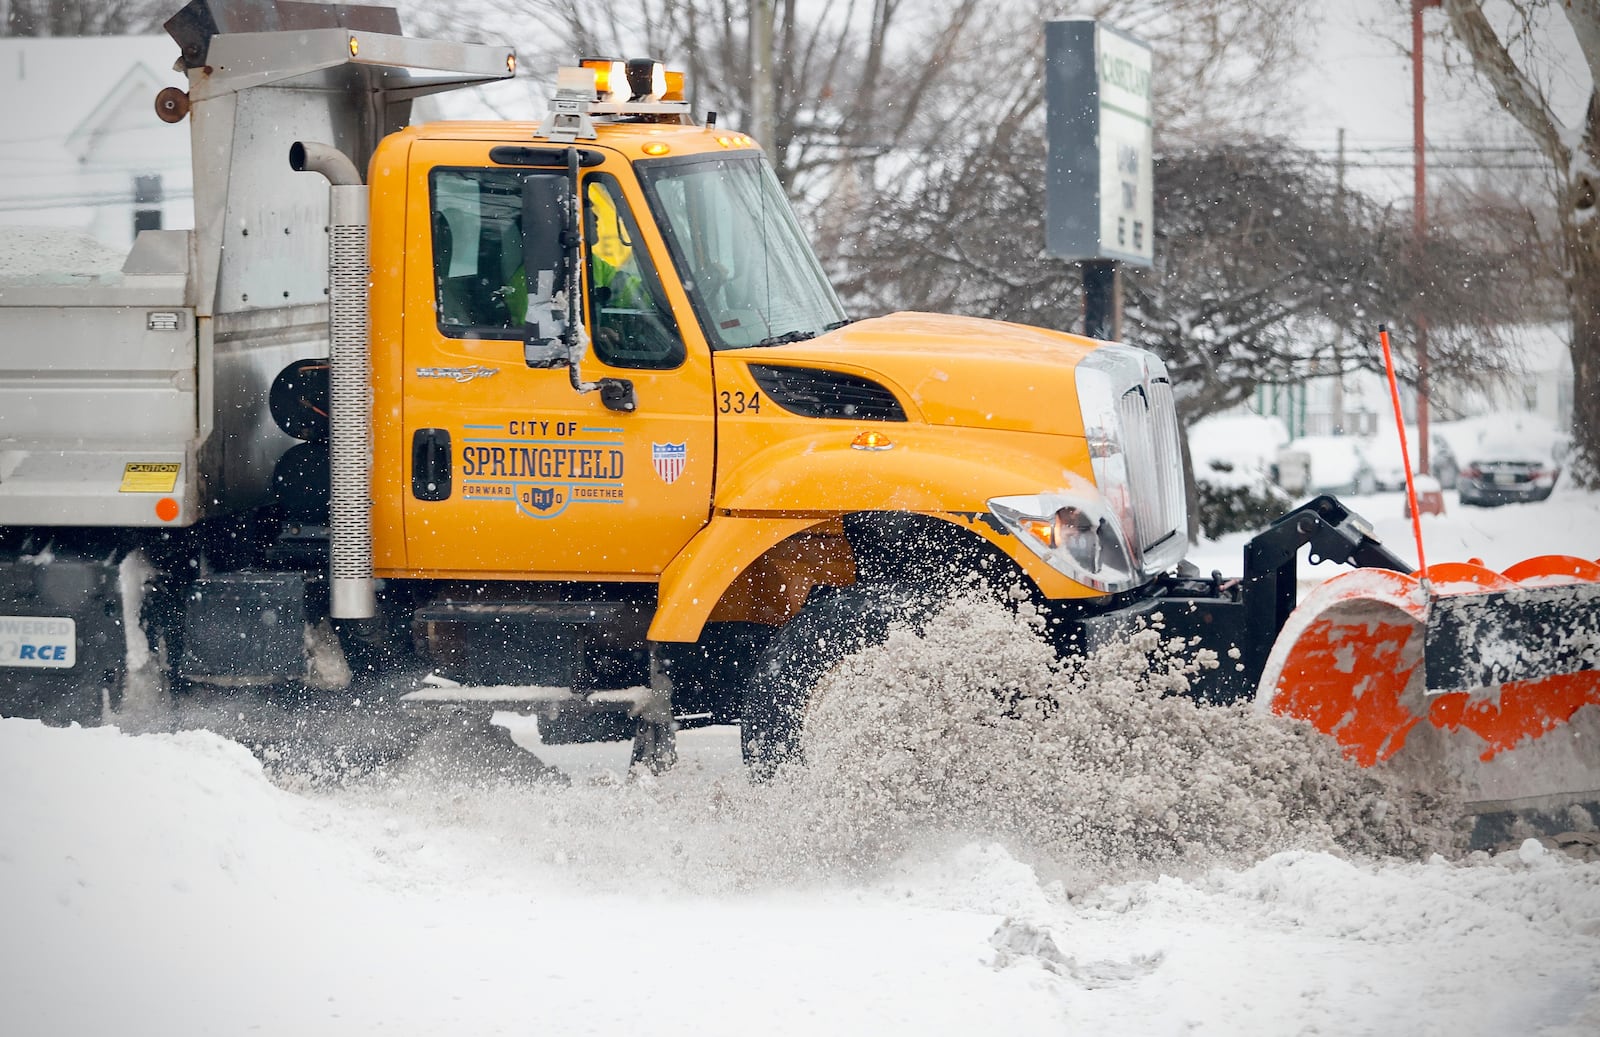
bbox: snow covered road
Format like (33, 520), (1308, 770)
(3, 713), (1600, 1036)
(3, 487), (1599, 1035)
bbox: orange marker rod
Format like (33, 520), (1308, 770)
(1377, 323), (1429, 587)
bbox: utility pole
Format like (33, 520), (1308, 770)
(1332, 127), (1347, 435)
(750, 0), (776, 150)
(1412, 0), (1440, 473)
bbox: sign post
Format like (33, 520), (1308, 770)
(1045, 19), (1154, 341)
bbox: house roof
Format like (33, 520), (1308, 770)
(0, 35), (191, 230)
(0, 35), (186, 155)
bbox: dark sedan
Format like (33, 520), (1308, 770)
(1457, 439), (1561, 507)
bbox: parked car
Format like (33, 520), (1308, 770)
(1276, 435), (1378, 496)
(1366, 429), (1460, 490)
(1457, 436), (1562, 507)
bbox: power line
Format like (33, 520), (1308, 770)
(0, 190), (194, 212)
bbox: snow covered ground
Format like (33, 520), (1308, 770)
(1190, 481), (1600, 587)
(3, 488), (1599, 1036)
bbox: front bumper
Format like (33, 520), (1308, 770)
(1458, 479), (1553, 505)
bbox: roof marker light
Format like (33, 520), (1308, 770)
(581, 58), (629, 102)
(625, 58), (667, 101)
(642, 142), (671, 156)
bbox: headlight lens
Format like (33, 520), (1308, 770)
(988, 492), (1138, 593)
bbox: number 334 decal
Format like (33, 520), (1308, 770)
(718, 390), (762, 414)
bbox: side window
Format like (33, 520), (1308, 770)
(431, 168), (528, 338)
(583, 175), (684, 369)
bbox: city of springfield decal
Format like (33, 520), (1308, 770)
(460, 420), (626, 519)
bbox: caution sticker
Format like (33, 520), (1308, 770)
(119, 462), (181, 493)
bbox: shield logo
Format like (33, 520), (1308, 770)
(652, 442), (687, 484)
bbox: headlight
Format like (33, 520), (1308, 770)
(988, 492), (1139, 593)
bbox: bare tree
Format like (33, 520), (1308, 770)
(844, 132), (1537, 423)
(1434, 0), (1600, 486)
(2, 0), (166, 35)
(409, 0), (1310, 201)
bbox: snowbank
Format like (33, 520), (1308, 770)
(3, 711), (1599, 1035)
(1188, 411), (1290, 481)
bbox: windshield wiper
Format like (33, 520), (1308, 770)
(752, 329), (819, 347)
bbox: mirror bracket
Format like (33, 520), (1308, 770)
(599, 378), (637, 413)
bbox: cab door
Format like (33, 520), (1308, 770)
(398, 142), (714, 580)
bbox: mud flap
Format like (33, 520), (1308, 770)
(0, 551), (129, 725)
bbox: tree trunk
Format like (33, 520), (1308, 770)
(1564, 90), (1600, 490)
(1567, 214), (1600, 488)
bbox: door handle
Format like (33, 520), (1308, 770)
(412, 428), (452, 501)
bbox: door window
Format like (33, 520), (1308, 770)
(431, 168), (536, 337)
(583, 174), (684, 369)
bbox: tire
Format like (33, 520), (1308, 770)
(740, 583), (937, 777)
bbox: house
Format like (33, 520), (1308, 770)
(0, 35), (192, 253)
(1428, 323), (1573, 430)
(1249, 323), (1573, 440)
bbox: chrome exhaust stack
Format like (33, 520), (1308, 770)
(291, 140), (374, 620)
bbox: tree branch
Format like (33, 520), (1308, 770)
(1439, 0), (1572, 171)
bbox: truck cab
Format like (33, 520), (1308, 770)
(364, 78), (1189, 620)
(1, 6), (1198, 769)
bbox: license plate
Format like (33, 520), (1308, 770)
(0, 615), (76, 668)
(1492, 473), (1520, 486)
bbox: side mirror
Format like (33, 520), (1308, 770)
(522, 173), (571, 368)
(521, 154), (640, 415)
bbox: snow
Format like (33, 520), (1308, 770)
(4, 706), (1600, 1035)
(1189, 475), (1600, 584)
(1, 446), (1597, 1037)
(1189, 411), (1290, 491)
(0, 225), (126, 279)
(5, 487), (1600, 1033)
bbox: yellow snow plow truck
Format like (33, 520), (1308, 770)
(1, 1), (1596, 823)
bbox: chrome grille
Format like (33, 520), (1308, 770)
(1116, 378), (1186, 556)
(1147, 378), (1186, 545)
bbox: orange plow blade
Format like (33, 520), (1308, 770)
(1258, 556), (1600, 818)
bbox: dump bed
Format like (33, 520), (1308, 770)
(0, 231), (196, 526)
(0, 0), (513, 529)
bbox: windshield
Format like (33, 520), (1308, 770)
(637, 154), (846, 350)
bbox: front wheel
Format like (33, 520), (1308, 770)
(740, 583), (936, 778)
